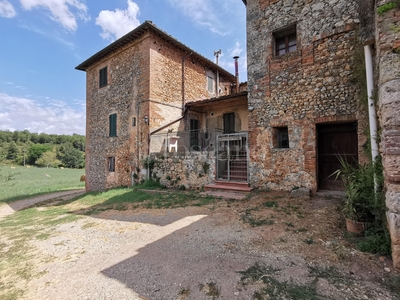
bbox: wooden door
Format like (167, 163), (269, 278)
(317, 123), (358, 190)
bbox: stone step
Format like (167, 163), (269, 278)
(204, 181), (252, 193)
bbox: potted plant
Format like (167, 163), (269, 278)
(332, 156), (376, 234)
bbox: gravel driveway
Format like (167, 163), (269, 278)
(2, 190), (399, 299)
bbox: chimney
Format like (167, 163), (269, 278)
(233, 56), (239, 93)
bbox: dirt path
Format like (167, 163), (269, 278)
(10, 191), (398, 299)
(0, 189), (85, 219)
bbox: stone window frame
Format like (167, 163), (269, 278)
(99, 66), (108, 88)
(273, 25), (297, 57)
(107, 156), (115, 172)
(273, 126), (289, 149)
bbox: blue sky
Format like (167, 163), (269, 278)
(0, 0), (246, 135)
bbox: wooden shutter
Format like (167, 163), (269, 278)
(109, 113), (117, 136)
(99, 67), (108, 88)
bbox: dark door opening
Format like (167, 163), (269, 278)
(223, 113), (235, 134)
(190, 119), (200, 151)
(317, 122), (358, 190)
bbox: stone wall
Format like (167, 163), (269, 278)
(246, 0), (369, 192)
(85, 34), (151, 191)
(149, 152), (216, 189)
(375, 0), (400, 268)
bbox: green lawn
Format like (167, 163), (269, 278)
(0, 166), (85, 203)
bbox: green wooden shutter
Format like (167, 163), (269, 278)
(109, 113), (117, 136)
(99, 67), (108, 88)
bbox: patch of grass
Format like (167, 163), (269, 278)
(262, 200), (278, 208)
(383, 274), (400, 295)
(255, 277), (321, 300)
(238, 262), (280, 283)
(75, 187), (219, 215)
(36, 233), (51, 240)
(0, 166), (85, 204)
(0, 200), (83, 299)
(285, 222), (294, 227)
(358, 234), (391, 256)
(199, 282), (219, 299)
(239, 263), (321, 300)
(293, 227), (308, 233)
(176, 287), (190, 299)
(240, 209), (274, 227)
(308, 265), (348, 287)
(304, 238), (314, 245)
(135, 178), (166, 190)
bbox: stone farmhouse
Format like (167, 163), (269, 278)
(77, 1), (400, 266)
(76, 21), (241, 192)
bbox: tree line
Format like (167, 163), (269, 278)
(0, 130), (85, 169)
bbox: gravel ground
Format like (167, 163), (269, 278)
(2, 190), (399, 299)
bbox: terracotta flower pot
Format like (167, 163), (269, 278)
(345, 218), (367, 234)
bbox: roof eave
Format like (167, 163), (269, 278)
(75, 21), (235, 79)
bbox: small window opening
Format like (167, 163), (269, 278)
(274, 27), (297, 56)
(207, 76), (214, 92)
(132, 117), (136, 127)
(108, 156), (115, 172)
(274, 127), (289, 148)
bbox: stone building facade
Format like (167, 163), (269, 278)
(76, 21), (236, 191)
(244, 0), (369, 192)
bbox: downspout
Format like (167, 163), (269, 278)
(364, 43), (379, 190)
(234, 56), (239, 93)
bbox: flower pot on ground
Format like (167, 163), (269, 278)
(345, 218), (368, 234)
(331, 156), (377, 233)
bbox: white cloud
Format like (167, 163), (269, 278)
(96, 0), (140, 41)
(19, 0), (89, 31)
(0, 93), (85, 135)
(0, 0), (16, 18)
(167, 0), (245, 36)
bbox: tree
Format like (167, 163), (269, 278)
(28, 144), (52, 165)
(61, 148), (84, 168)
(7, 142), (18, 160)
(36, 151), (61, 168)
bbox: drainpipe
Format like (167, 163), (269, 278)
(182, 52), (193, 112)
(233, 56), (239, 93)
(214, 50), (222, 97)
(364, 43), (379, 191)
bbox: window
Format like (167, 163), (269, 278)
(99, 66), (108, 88)
(274, 127), (289, 148)
(223, 113), (235, 134)
(207, 76), (214, 92)
(274, 27), (297, 56)
(109, 113), (117, 137)
(132, 117), (136, 127)
(108, 156), (115, 172)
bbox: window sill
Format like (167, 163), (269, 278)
(272, 49), (301, 61)
(272, 147), (290, 151)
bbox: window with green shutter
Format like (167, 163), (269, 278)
(109, 113), (117, 137)
(99, 66), (108, 88)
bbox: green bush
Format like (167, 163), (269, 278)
(377, 1), (398, 15)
